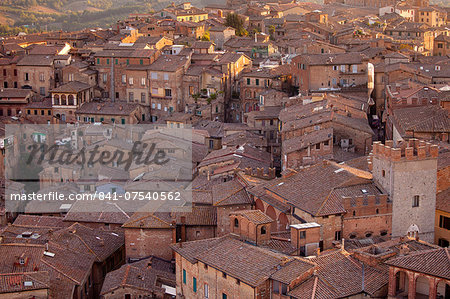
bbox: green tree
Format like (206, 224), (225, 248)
(268, 25), (275, 40)
(225, 13), (247, 36)
(201, 30), (210, 41)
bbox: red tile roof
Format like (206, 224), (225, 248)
(386, 248), (450, 280)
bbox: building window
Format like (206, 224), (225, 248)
(204, 284), (209, 298)
(122, 75), (126, 84)
(382, 170), (385, 177)
(335, 231), (341, 241)
(247, 78), (251, 85)
(165, 89), (172, 97)
(39, 87), (45, 96)
(255, 78), (259, 86)
(141, 77), (146, 86)
(222, 272), (227, 279)
(129, 92), (134, 102)
(183, 269), (186, 284)
(193, 277), (197, 292)
(141, 93), (146, 103)
(25, 73), (29, 81)
(163, 73), (169, 80)
(222, 294), (227, 299)
(234, 218), (239, 227)
(261, 226), (266, 235)
(96, 58), (100, 64)
(281, 284), (288, 295)
(103, 74), (107, 83)
(106, 58), (109, 65)
(129, 77), (134, 85)
(439, 215), (449, 230)
(412, 195), (420, 207)
(315, 143), (320, 150)
(300, 231), (306, 239)
(273, 281), (280, 293)
(151, 72), (158, 79)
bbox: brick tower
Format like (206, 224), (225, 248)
(370, 139), (438, 243)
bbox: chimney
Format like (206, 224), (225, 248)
(341, 238), (345, 251)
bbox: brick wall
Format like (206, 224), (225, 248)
(217, 204), (253, 236)
(125, 227), (174, 260)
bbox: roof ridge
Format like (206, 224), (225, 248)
(121, 265), (131, 287)
(213, 183), (244, 206)
(40, 258), (81, 284)
(23, 271), (50, 287)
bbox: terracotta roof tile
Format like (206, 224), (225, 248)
(386, 248), (450, 279)
(230, 210), (273, 225)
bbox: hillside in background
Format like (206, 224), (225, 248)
(0, 0), (190, 35)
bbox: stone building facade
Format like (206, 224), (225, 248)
(371, 140), (438, 243)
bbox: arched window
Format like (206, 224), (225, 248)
(234, 218), (239, 228)
(53, 94), (60, 105)
(261, 226), (266, 235)
(68, 95), (74, 105)
(61, 95), (67, 105)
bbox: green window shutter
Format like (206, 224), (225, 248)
(183, 269), (186, 284)
(193, 277), (197, 292)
